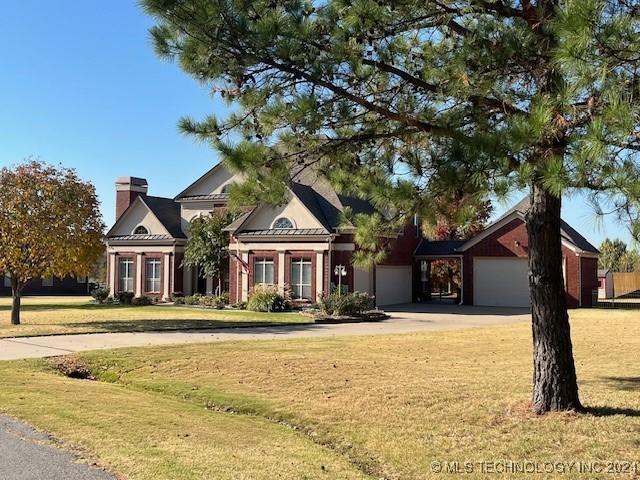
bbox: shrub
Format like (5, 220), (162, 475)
(318, 291), (372, 316)
(247, 284), (289, 312)
(116, 291), (134, 305)
(184, 294), (202, 305)
(199, 295), (226, 309)
(173, 296), (185, 305)
(91, 286), (110, 304)
(132, 295), (153, 306)
(217, 291), (230, 305)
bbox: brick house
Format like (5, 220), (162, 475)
(414, 198), (600, 307)
(105, 165), (598, 308)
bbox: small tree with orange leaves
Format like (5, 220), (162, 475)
(0, 160), (105, 325)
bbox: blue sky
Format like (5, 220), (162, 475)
(0, 2), (633, 247)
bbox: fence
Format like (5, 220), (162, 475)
(596, 272), (640, 308)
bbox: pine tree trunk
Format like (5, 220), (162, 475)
(10, 285), (22, 326)
(526, 184), (582, 414)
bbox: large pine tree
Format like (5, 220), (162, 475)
(142, 0), (640, 414)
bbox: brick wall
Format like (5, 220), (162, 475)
(461, 218), (586, 308)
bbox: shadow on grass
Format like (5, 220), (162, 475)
(598, 376), (640, 392)
(584, 405), (640, 417)
(0, 303), (129, 312)
(54, 319), (314, 335)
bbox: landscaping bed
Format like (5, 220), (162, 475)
(313, 311), (389, 324)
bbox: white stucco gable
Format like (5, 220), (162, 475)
(175, 163), (243, 198)
(239, 193), (325, 231)
(107, 197), (171, 237)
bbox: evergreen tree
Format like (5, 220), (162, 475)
(142, 0), (640, 414)
(598, 238), (628, 272)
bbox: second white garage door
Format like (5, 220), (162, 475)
(376, 265), (412, 306)
(473, 257), (530, 307)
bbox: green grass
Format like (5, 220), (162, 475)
(1, 309), (639, 479)
(0, 296), (309, 338)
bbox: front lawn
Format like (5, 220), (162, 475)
(0, 296), (309, 338)
(0, 309), (638, 479)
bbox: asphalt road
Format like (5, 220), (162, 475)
(0, 416), (115, 480)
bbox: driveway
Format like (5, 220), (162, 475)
(0, 415), (115, 480)
(0, 304), (530, 361)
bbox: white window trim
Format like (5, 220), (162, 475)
(254, 257), (275, 285)
(290, 257), (312, 300)
(132, 224), (150, 235)
(220, 183), (234, 194)
(42, 275), (54, 287)
(145, 258), (162, 293)
(271, 217), (296, 229)
(119, 257), (134, 293)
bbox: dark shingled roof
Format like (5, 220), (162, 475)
(414, 240), (466, 256)
(493, 197), (599, 254)
(141, 196), (186, 239)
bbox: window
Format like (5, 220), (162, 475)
(4, 274), (11, 288)
(290, 258), (312, 300)
(272, 217), (294, 229)
(133, 225), (149, 235)
(77, 275), (87, 284)
(254, 258), (274, 285)
(42, 276), (54, 287)
(221, 183), (233, 194)
(145, 258), (161, 293)
(119, 257), (134, 292)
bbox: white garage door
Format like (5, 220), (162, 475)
(474, 257), (530, 307)
(376, 265), (412, 306)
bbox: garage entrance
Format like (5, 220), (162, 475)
(375, 265), (412, 306)
(473, 257), (530, 307)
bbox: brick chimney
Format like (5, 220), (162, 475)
(115, 177), (148, 220)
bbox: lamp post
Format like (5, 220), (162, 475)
(334, 264), (346, 295)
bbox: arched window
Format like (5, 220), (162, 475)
(221, 183), (233, 194)
(272, 217), (294, 229)
(133, 225), (149, 235)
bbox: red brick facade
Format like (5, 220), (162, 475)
(461, 219), (596, 308)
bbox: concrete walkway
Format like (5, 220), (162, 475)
(0, 415), (115, 480)
(0, 304), (530, 361)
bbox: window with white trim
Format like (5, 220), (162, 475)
(145, 258), (161, 293)
(272, 217), (294, 229)
(290, 257), (312, 300)
(42, 276), (54, 287)
(221, 183), (234, 194)
(4, 274), (11, 288)
(133, 225), (149, 235)
(254, 257), (274, 285)
(119, 257), (134, 292)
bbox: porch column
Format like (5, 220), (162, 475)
(163, 253), (171, 300)
(183, 265), (192, 296)
(277, 250), (286, 294)
(108, 253), (117, 295)
(241, 252), (249, 301)
(206, 276), (213, 295)
(315, 251), (324, 300)
(135, 253), (143, 297)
